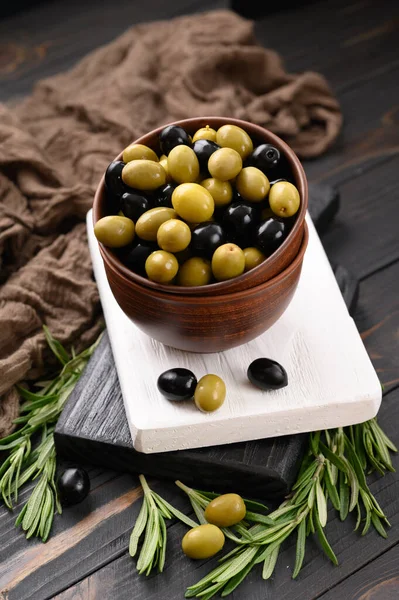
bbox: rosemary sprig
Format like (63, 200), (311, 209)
(129, 474), (198, 574)
(0, 326), (102, 541)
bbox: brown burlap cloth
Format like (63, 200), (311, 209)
(0, 9), (342, 435)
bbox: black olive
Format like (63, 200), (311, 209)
(121, 191), (151, 221)
(121, 241), (157, 275)
(191, 222), (227, 259)
(192, 139), (220, 173)
(247, 358), (288, 390)
(255, 217), (289, 255)
(157, 368), (197, 401)
(159, 125), (192, 156)
(153, 183), (176, 208)
(104, 160), (127, 197)
(246, 144), (281, 175)
(57, 467), (90, 506)
(222, 202), (261, 246)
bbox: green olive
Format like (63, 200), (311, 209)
(122, 143), (159, 163)
(235, 167), (270, 202)
(182, 524), (225, 559)
(200, 178), (233, 207)
(172, 183), (214, 223)
(216, 124), (253, 160)
(167, 145), (200, 184)
(243, 247), (266, 272)
(269, 181), (300, 218)
(207, 147), (242, 181)
(194, 374), (226, 412)
(211, 243), (245, 281)
(192, 125), (217, 143)
(135, 207), (177, 241)
(204, 494), (247, 527)
(159, 154), (173, 183)
(94, 216), (135, 248)
(157, 219), (191, 253)
(145, 250), (179, 283)
(177, 257), (212, 286)
(122, 160), (166, 190)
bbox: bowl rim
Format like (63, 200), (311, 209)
(93, 116), (308, 295)
(101, 220), (309, 305)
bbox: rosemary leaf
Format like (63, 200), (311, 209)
(314, 511), (338, 566)
(129, 495), (148, 557)
(292, 518), (307, 578)
(262, 544), (280, 580)
(316, 480), (327, 527)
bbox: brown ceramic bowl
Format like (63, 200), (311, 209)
(93, 116), (308, 296)
(101, 221), (308, 353)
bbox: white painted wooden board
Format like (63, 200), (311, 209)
(86, 209), (382, 454)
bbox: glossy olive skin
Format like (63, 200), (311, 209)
(243, 247), (266, 272)
(269, 181), (300, 218)
(177, 257), (212, 286)
(182, 524), (225, 559)
(247, 144), (281, 174)
(94, 216), (135, 248)
(216, 124), (253, 160)
(255, 217), (289, 255)
(200, 178), (232, 207)
(122, 160), (166, 191)
(208, 148), (242, 181)
(120, 191), (151, 222)
(120, 241), (157, 275)
(58, 468), (90, 507)
(104, 160), (127, 198)
(157, 368), (197, 401)
(157, 219), (191, 253)
(122, 143), (159, 163)
(192, 139), (220, 173)
(167, 145), (200, 184)
(247, 357), (288, 390)
(194, 374), (226, 412)
(153, 183), (176, 208)
(159, 154), (173, 183)
(145, 250), (179, 283)
(172, 183), (214, 223)
(204, 494), (246, 527)
(159, 125), (192, 156)
(135, 207), (177, 241)
(190, 222), (226, 259)
(235, 167), (270, 202)
(192, 125), (217, 143)
(222, 202), (260, 246)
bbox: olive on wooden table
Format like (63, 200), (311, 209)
(255, 217), (289, 255)
(222, 202), (260, 246)
(194, 374), (226, 412)
(159, 125), (192, 156)
(247, 357), (288, 390)
(208, 147), (242, 181)
(216, 124), (253, 160)
(167, 145), (200, 184)
(58, 467), (90, 507)
(192, 125), (217, 143)
(243, 247), (266, 272)
(120, 241), (157, 276)
(212, 243), (245, 281)
(157, 368), (197, 401)
(157, 219), (191, 253)
(104, 160), (127, 198)
(192, 139), (220, 173)
(247, 143), (281, 174)
(200, 178), (232, 207)
(94, 215), (135, 248)
(159, 154), (173, 183)
(153, 183), (176, 208)
(235, 166), (270, 202)
(177, 257), (212, 287)
(122, 160), (166, 191)
(204, 493), (246, 527)
(182, 524), (225, 559)
(172, 183), (214, 223)
(135, 207), (177, 241)
(269, 181), (300, 218)
(191, 222), (226, 259)
(145, 250), (179, 283)
(120, 191), (151, 222)
(122, 143), (159, 163)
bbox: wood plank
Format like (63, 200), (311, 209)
(319, 542), (399, 600)
(52, 385), (399, 600)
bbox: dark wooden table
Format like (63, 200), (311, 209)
(1, 0), (398, 598)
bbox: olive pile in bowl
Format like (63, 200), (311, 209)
(94, 119), (305, 294)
